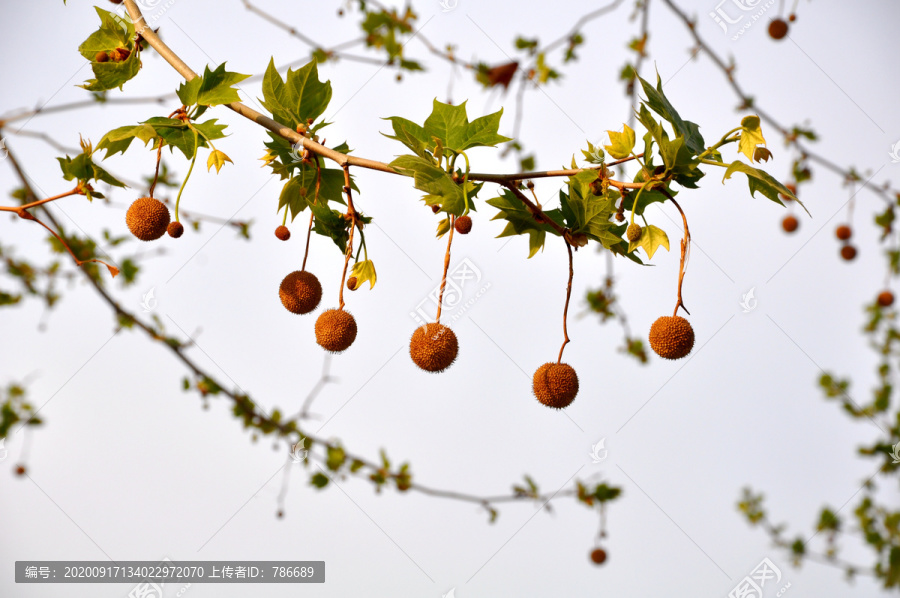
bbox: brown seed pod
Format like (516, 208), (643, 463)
(315, 308), (358, 353)
(877, 291), (895, 307)
(275, 225), (291, 241)
(95, 51), (109, 63)
(841, 245), (857, 261)
(430, 204), (441, 214)
(615, 212), (625, 222)
(649, 316), (695, 360)
(14, 464), (26, 476)
(126, 197), (170, 241)
(347, 277), (358, 291)
(782, 215), (799, 233)
(590, 548), (607, 565)
(279, 271), (322, 315)
(454, 215), (473, 235)
(626, 223), (642, 243)
(167, 221), (184, 238)
(409, 323), (458, 372)
(835, 225), (852, 241)
(532, 362), (579, 409)
(768, 18), (789, 40)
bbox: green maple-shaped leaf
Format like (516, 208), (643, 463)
(722, 161), (809, 215)
(486, 189), (563, 258)
(261, 59), (333, 130)
(738, 115), (768, 163)
(278, 165), (354, 221)
(384, 100), (511, 157)
(605, 124), (636, 160)
(349, 260), (377, 289)
(177, 63), (251, 107)
(390, 155), (481, 215)
(96, 123), (158, 157)
(560, 171), (618, 246)
(57, 149), (126, 192)
(637, 74), (705, 155)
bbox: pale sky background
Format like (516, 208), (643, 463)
(2, 0), (900, 596)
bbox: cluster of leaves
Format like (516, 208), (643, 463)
(76, 7), (143, 92)
(0, 382), (41, 440)
(96, 63), (244, 173)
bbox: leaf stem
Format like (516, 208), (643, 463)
(435, 216), (456, 323)
(558, 240), (574, 364)
(174, 129), (199, 221)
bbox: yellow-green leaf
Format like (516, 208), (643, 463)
(207, 149), (233, 173)
(349, 260), (377, 289)
(738, 115), (767, 163)
(628, 224), (669, 259)
(605, 124), (636, 160)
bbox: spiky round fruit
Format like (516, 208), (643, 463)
(590, 548), (607, 565)
(279, 271), (322, 315)
(454, 215), (473, 235)
(782, 215), (798, 233)
(835, 225), (852, 241)
(95, 51), (109, 63)
(649, 316), (695, 360)
(788, 13), (796, 22)
(768, 18), (789, 40)
(841, 245), (857, 261)
(315, 308), (358, 352)
(409, 323), (458, 372)
(347, 277), (358, 291)
(126, 197), (170, 241)
(167, 221), (184, 238)
(14, 465), (26, 476)
(626, 223), (642, 243)
(275, 225), (291, 241)
(532, 362), (579, 409)
(878, 291), (895, 307)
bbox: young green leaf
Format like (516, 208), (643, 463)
(390, 154), (481, 215)
(260, 59), (333, 130)
(722, 161), (809, 214)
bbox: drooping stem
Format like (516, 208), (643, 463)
(15, 208), (118, 277)
(558, 240), (574, 364)
(435, 216), (456, 323)
(301, 211), (314, 272)
(337, 165), (356, 310)
(148, 138), (164, 198)
(662, 190), (691, 317)
(173, 129), (199, 221)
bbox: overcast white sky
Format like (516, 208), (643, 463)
(2, 0), (900, 596)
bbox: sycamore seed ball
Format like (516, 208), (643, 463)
(167, 221), (184, 238)
(878, 291), (894, 307)
(454, 215), (473, 235)
(532, 362), (579, 409)
(315, 308), (358, 353)
(768, 18), (789, 40)
(126, 197), (170, 241)
(275, 225), (291, 241)
(347, 277), (358, 291)
(590, 548), (608, 565)
(649, 316), (695, 360)
(409, 323), (458, 372)
(279, 270), (322, 315)
(626, 223), (642, 243)
(782, 215), (798, 233)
